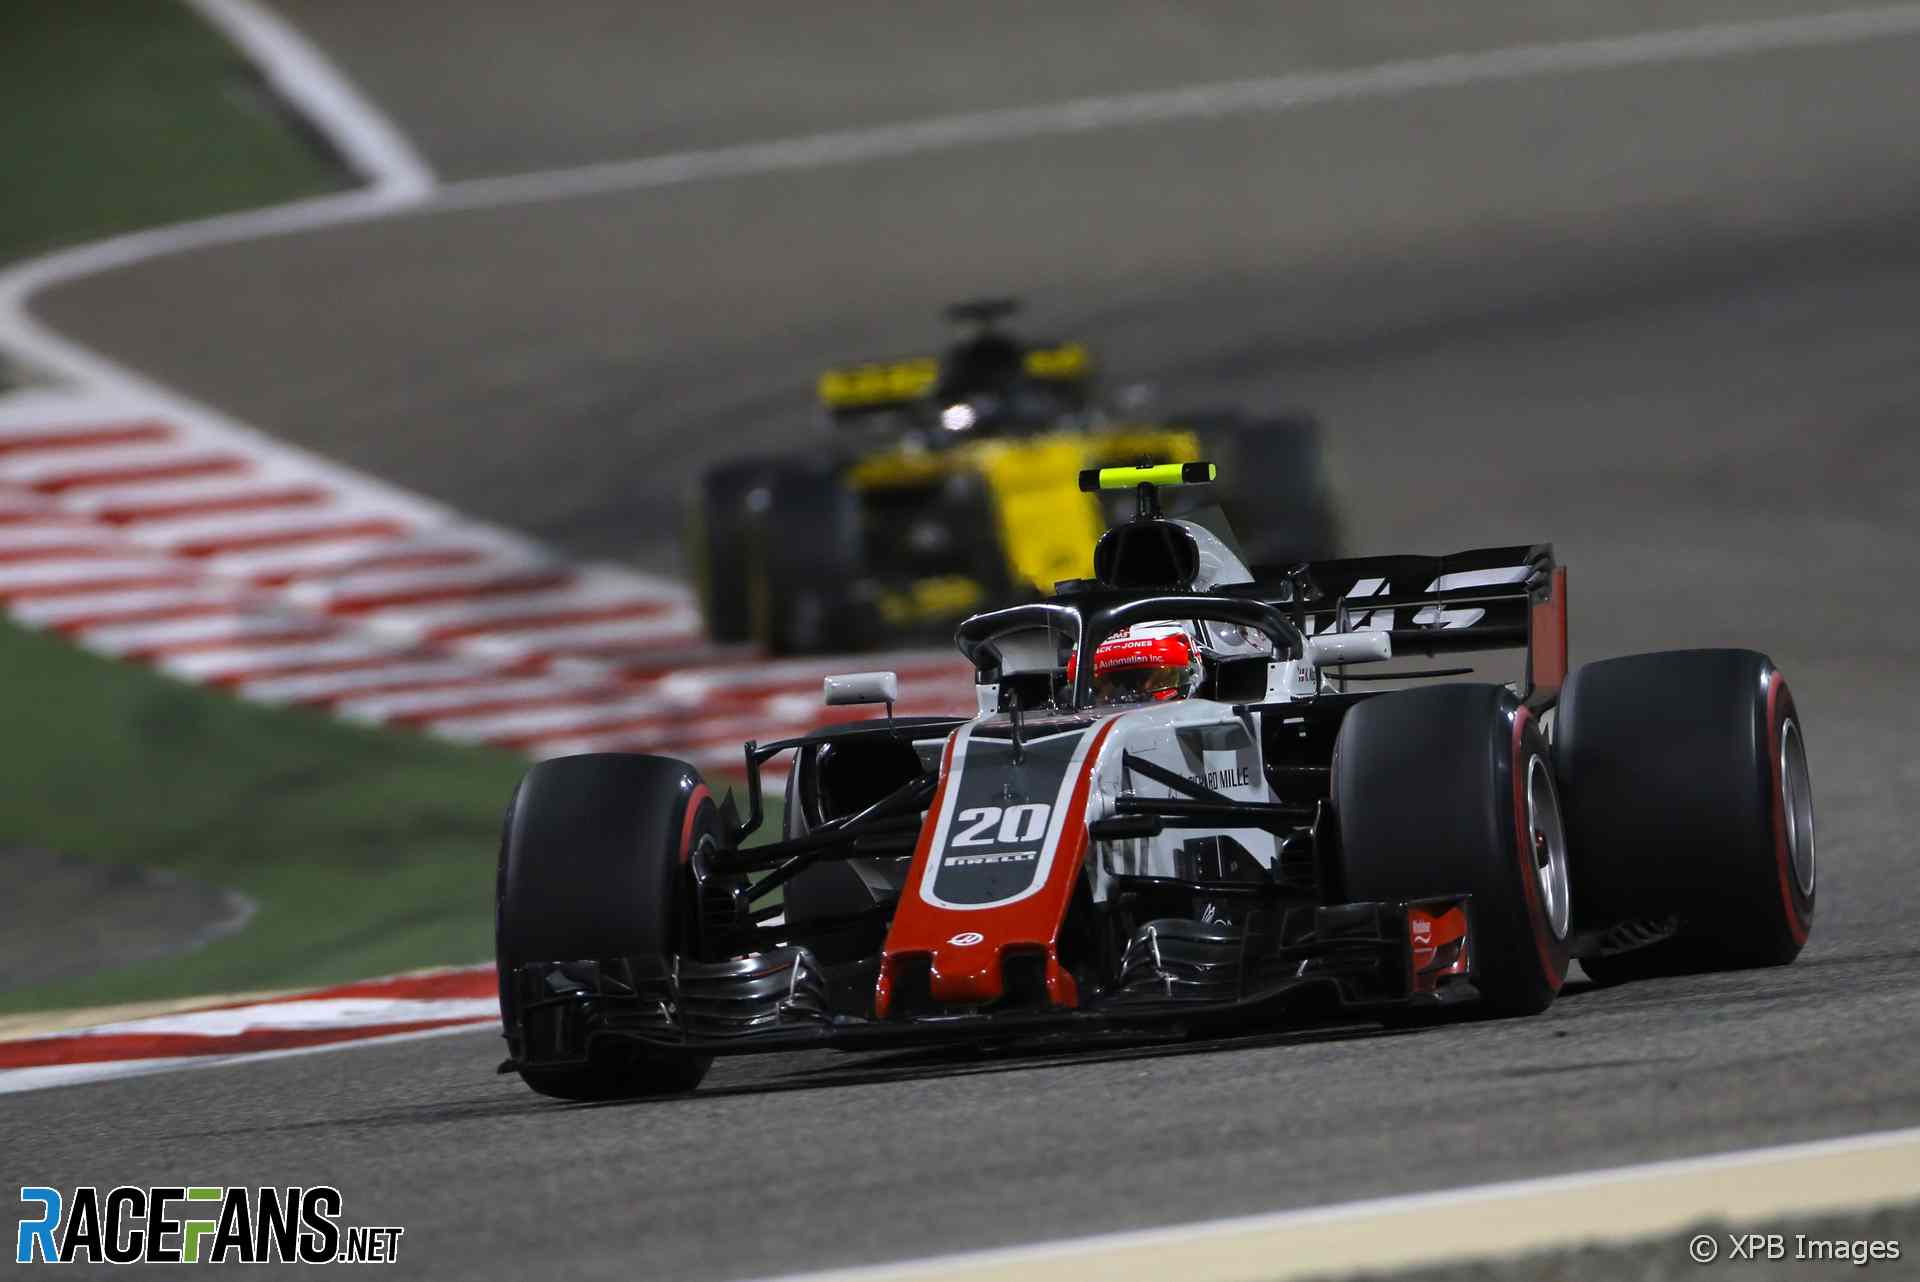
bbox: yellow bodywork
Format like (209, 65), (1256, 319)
(845, 427), (1202, 611)
(874, 575), (985, 627)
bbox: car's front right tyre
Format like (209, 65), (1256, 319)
(495, 753), (715, 1100)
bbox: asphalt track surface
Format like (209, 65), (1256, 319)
(11, 4), (1920, 1278)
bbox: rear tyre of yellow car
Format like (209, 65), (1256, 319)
(744, 462), (863, 655)
(690, 462), (765, 645)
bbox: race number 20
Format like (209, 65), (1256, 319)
(951, 804), (1051, 846)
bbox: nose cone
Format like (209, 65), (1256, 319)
(875, 719), (1118, 1017)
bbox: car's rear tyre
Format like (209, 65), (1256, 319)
(1555, 649), (1813, 981)
(746, 462), (865, 655)
(496, 753), (716, 1100)
(1334, 684), (1571, 1016)
(688, 462), (767, 644)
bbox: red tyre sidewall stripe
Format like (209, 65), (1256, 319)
(1509, 706), (1563, 990)
(679, 783), (713, 863)
(1765, 670), (1812, 945)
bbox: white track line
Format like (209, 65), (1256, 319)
(197, 536), (456, 582)
(354, 578), (655, 637)
(332, 675), (609, 723)
(155, 636), (397, 681)
(424, 694), (678, 743)
(105, 502), (371, 546)
(0, 558), (183, 591)
(81, 613), (331, 656)
(0, 524), (124, 552)
(0, 1021), (490, 1098)
(431, 5), (1920, 212)
(2, 455), (250, 494)
(11, 585), (257, 627)
(60, 995), (497, 1039)
(445, 608), (703, 655)
(293, 558), (562, 598)
(65, 476), (326, 515)
(183, 0), (433, 197)
(13, 3), (1920, 371)
(235, 659), (507, 705)
(756, 1126), (1920, 1282)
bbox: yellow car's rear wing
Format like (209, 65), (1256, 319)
(817, 358), (939, 414)
(817, 342), (1094, 417)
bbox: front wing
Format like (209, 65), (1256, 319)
(501, 896), (1473, 1069)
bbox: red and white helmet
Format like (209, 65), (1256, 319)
(1070, 622), (1205, 704)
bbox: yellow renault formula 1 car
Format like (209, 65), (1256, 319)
(689, 300), (1338, 653)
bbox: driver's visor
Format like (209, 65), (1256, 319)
(1083, 633), (1195, 704)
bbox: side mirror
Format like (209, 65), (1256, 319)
(823, 671), (899, 708)
(1306, 632), (1392, 667)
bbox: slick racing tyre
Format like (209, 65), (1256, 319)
(496, 754), (715, 1100)
(1334, 684), (1571, 1016)
(689, 461), (768, 645)
(1555, 649), (1814, 982)
(746, 461), (864, 655)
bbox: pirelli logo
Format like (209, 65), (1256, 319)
(944, 850), (1039, 867)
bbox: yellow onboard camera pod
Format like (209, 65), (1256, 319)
(1077, 461), (1216, 492)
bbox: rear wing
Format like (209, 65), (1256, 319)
(815, 342), (1094, 419)
(817, 357), (940, 417)
(1248, 543), (1568, 705)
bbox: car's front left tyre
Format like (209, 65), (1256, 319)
(1333, 683), (1571, 1016)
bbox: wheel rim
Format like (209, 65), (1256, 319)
(1525, 754), (1572, 941)
(1780, 718), (1816, 897)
